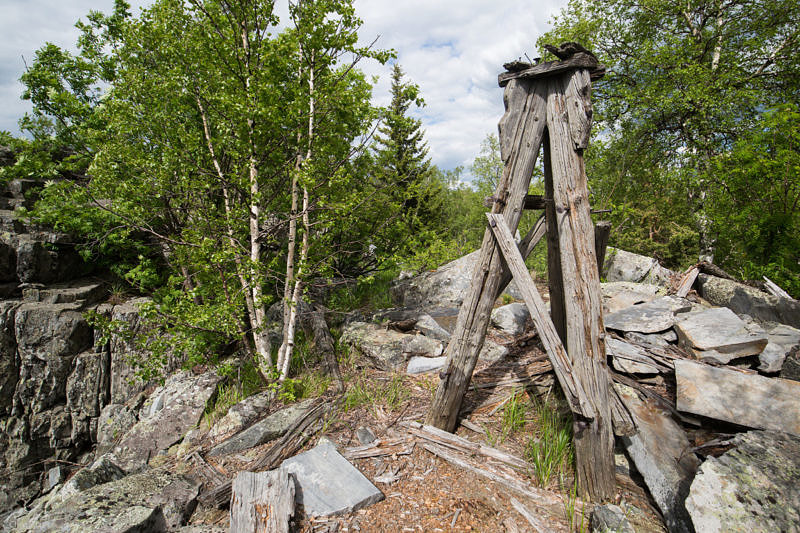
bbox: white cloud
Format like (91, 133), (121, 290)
(0, 0), (568, 175)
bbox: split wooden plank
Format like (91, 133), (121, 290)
(486, 213), (594, 419)
(421, 442), (567, 510)
(498, 53), (604, 87)
(426, 78), (549, 433)
(763, 275), (795, 300)
(594, 221), (611, 278)
(544, 70), (614, 500)
(494, 214), (546, 302)
(405, 420), (529, 471)
(509, 497), (549, 533)
(675, 266), (700, 298)
(229, 468), (294, 533)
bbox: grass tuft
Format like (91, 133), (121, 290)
(525, 396), (574, 488)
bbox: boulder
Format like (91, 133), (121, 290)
(674, 307), (768, 362)
(603, 248), (675, 286)
(781, 346), (800, 382)
(58, 456), (126, 501)
(12, 468), (200, 533)
(340, 322), (442, 371)
(14, 236), (87, 285)
(207, 390), (273, 441)
(604, 295), (691, 334)
(479, 339), (508, 363)
(208, 398), (314, 457)
(414, 313), (451, 342)
(591, 504), (635, 533)
(617, 384), (699, 533)
(698, 274), (800, 328)
(109, 371), (221, 472)
(675, 360), (800, 436)
(281, 438), (383, 517)
(490, 303), (529, 336)
(390, 250), (521, 309)
(685, 430), (800, 533)
(95, 404), (138, 456)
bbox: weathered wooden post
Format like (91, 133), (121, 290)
(425, 44), (614, 501)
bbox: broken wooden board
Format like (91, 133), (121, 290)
(675, 266), (700, 298)
(499, 52), (605, 86)
(229, 468), (294, 533)
(674, 360), (800, 436)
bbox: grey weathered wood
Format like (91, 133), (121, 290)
(484, 194), (546, 210)
(486, 213), (594, 419)
(499, 53), (604, 87)
(310, 307), (344, 393)
(509, 497), (549, 533)
(675, 266), (699, 298)
(594, 221), (611, 278)
(229, 468), (294, 533)
(494, 213), (546, 302)
(426, 78), (548, 432)
(763, 275), (794, 300)
(544, 70), (614, 500)
(544, 130), (567, 345)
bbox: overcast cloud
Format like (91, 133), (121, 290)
(0, 0), (566, 174)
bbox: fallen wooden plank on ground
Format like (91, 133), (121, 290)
(229, 468), (294, 533)
(763, 276), (795, 300)
(510, 497), (549, 533)
(421, 441), (567, 510)
(405, 420), (529, 472)
(675, 266), (700, 298)
(343, 437), (415, 460)
(675, 359), (800, 436)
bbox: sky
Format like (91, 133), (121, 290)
(0, 0), (568, 174)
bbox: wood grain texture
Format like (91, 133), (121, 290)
(498, 53), (604, 87)
(487, 213), (594, 418)
(545, 70), (614, 501)
(229, 468), (294, 533)
(426, 78), (547, 432)
(594, 221), (612, 278)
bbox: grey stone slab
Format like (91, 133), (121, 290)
(617, 384), (699, 533)
(414, 313), (451, 342)
(606, 337), (661, 374)
(591, 504), (635, 533)
(601, 281), (662, 314)
(281, 438), (383, 517)
(675, 307), (768, 360)
(207, 390), (273, 441)
(110, 371), (222, 471)
(675, 359), (800, 436)
(624, 331), (672, 348)
(758, 324), (800, 373)
(686, 430), (800, 533)
(208, 398), (314, 457)
(341, 322), (441, 371)
(406, 355), (446, 374)
(478, 339), (508, 363)
(604, 296), (691, 334)
(698, 274), (800, 328)
(490, 303), (529, 336)
(603, 248), (675, 286)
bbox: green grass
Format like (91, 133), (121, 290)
(525, 396), (574, 488)
(500, 390), (528, 440)
(203, 358), (264, 428)
(329, 269), (397, 312)
(344, 372), (410, 413)
(561, 475), (588, 533)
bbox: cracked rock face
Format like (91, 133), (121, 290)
(686, 430), (800, 533)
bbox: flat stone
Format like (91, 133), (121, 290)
(675, 359), (800, 435)
(617, 384), (699, 533)
(624, 331), (674, 348)
(207, 390), (273, 441)
(606, 337), (661, 374)
(22, 279), (106, 305)
(58, 456), (126, 501)
(698, 274), (800, 328)
(478, 339), (508, 363)
(685, 430), (800, 533)
(414, 314), (451, 342)
(208, 398), (314, 457)
(355, 426), (376, 445)
(604, 296), (691, 334)
(281, 438), (383, 517)
(781, 346), (800, 381)
(601, 282), (662, 314)
(402, 335), (443, 357)
(110, 371), (222, 471)
(675, 307), (768, 361)
(591, 504), (635, 533)
(406, 356), (446, 374)
(490, 303), (529, 336)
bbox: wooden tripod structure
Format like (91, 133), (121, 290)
(425, 46), (614, 501)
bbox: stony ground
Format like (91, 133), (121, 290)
(185, 331), (668, 532)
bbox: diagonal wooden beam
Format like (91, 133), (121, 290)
(487, 213), (595, 420)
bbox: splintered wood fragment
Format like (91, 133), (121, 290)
(609, 385), (636, 437)
(763, 276), (794, 300)
(509, 497), (549, 533)
(405, 421), (529, 471)
(343, 438), (415, 460)
(499, 53), (604, 87)
(675, 266), (700, 298)
(421, 442), (567, 510)
(229, 468), (294, 533)
(458, 418), (484, 434)
(486, 213), (595, 419)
